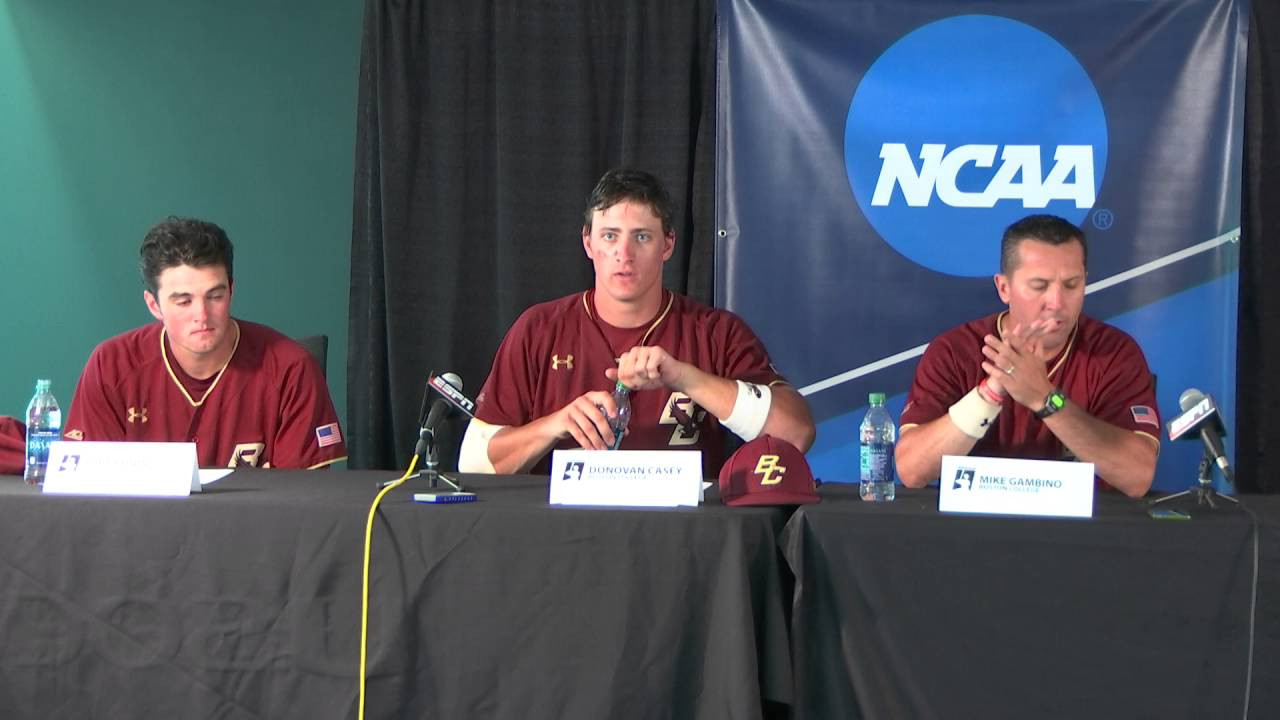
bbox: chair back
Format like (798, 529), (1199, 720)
(295, 334), (329, 378)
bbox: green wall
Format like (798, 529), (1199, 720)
(0, 1), (361, 435)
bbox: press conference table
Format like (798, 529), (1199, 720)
(0, 471), (792, 720)
(783, 484), (1280, 719)
(5, 471), (1280, 720)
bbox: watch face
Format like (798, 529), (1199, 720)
(1037, 389), (1066, 418)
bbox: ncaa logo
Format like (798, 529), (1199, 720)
(844, 15), (1108, 277)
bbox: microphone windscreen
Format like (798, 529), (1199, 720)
(441, 372), (463, 391)
(1178, 388), (1205, 412)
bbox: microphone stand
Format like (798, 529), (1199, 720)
(412, 426), (464, 492)
(1149, 447), (1238, 512)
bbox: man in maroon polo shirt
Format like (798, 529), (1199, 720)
(896, 214), (1160, 497)
(64, 217), (347, 469)
(459, 168), (815, 477)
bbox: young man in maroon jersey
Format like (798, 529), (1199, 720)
(63, 217), (347, 469)
(895, 214), (1160, 497)
(459, 168), (815, 477)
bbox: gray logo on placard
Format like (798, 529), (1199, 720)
(57, 454), (81, 473)
(562, 461), (585, 482)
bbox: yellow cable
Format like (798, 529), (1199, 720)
(358, 453), (418, 720)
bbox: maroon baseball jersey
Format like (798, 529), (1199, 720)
(901, 313), (1160, 487)
(64, 320), (346, 469)
(474, 290), (787, 476)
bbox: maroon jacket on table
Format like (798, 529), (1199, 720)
(0, 416), (25, 475)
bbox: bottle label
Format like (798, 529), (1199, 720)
(601, 396), (630, 451)
(860, 442), (893, 482)
(26, 429), (60, 463)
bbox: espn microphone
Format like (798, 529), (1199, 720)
(376, 373), (474, 489)
(414, 372), (460, 463)
(422, 372), (466, 435)
(413, 372), (478, 461)
(427, 372), (476, 418)
(1168, 388), (1233, 483)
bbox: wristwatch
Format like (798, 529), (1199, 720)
(1034, 388), (1067, 419)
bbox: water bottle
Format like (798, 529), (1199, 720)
(859, 392), (896, 502)
(609, 380), (631, 450)
(24, 379), (62, 485)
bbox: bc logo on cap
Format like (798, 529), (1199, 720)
(844, 15), (1108, 277)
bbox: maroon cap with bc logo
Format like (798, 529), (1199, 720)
(718, 435), (820, 507)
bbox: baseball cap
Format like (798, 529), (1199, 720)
(719, 435), (820, 506)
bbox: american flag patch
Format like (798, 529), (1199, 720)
(1130, 406), (1158, 427)
(315, 422), (342, 448)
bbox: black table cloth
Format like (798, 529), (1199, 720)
(782, 484), (1280, 719)
(0, 471), (791, 720)
(9, 468), (1280, 719)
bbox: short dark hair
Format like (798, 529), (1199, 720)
(1000, 214), (1087, 275)
(140, 217), (234, 296)
(582, 168), (675, 235)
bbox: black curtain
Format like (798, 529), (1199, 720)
(1240, 0), (1280, 492)
(349, 0), (716, 469)
(351, 0), (1280, 489)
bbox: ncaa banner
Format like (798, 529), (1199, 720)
(715, 1), (1247, 491)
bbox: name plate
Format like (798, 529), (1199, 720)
(43, 441), (200, 497)
(549, 450), (703, 507)
(939, 455), (1094, 518)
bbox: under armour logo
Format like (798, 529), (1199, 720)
(754, 454), (786, 485)
(128, 407), (149, 424)
(746, 383), (762, 398)
(551, 354), (574, 370)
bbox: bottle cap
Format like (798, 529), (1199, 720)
(868, 392), (886, 405)
(614, 379), (630, 394)
(36, 379), (51, 391)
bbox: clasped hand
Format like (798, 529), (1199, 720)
(553, 346), (687, 450)
(980, 320), (1055, 410)
(606, 345), (686, 392)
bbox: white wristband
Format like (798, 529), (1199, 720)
(947, 387), (1002, 439)
(458, 418), (503, 473)
(722, 380), (772, 441)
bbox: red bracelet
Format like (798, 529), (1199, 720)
(977, 378), (1004, 406)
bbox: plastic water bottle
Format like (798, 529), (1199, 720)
(609, 380), (631, 450)
(859, 392), (896, 502)
(24, 379), (62, 485)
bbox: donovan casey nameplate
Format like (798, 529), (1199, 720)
(939, 454), (1094, 518)
(42, 441), (201, 497)
(549, 450), (703, 507)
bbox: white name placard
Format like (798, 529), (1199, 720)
(43, 441), (200, 497)
(939, 455), (1094, 518)
(549, 450), (703, 507)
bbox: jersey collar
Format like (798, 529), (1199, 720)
(582, 289), (674, 347)
(161, 319), (242, 407)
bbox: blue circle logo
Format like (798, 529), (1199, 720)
(845, 15), (1108, 277)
